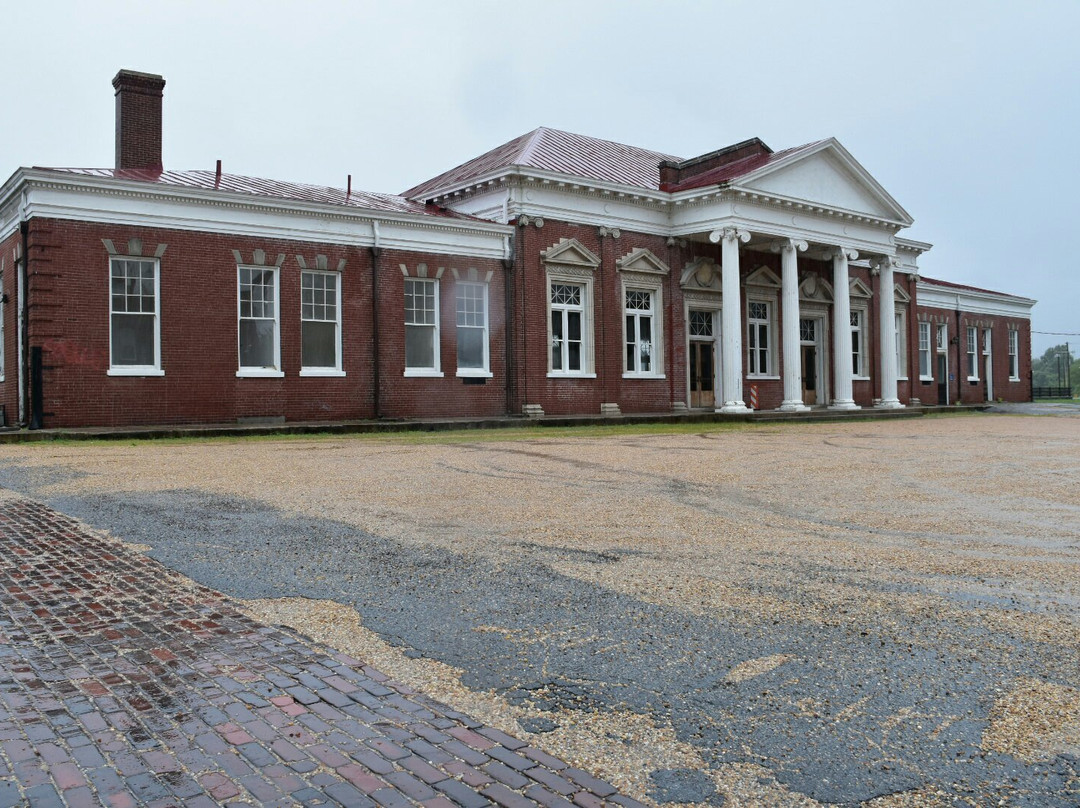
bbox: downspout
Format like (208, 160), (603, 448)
(502, 232), (514, 416)
(370, 221), (381, 419)
(18, 196), (29, 427)
(955, 299), (962, 405)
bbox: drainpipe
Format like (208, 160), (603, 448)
(502, 232), (515, 416)
(370, 221), (381, 419)
(955, 301), (962, 405)
(18, 208), (29, 428)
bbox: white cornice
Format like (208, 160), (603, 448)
(0, 169), (512, 258)
(918, 281), (1036, 318)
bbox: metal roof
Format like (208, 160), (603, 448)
(37, 167), (476, 220)
(402, 127), (683, 199)
(920, 276), (1035, 302)
(661, 140), (829, 192)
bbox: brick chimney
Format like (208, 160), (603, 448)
(112, 69), (166, 172)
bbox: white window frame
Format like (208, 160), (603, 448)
(237, 265), (282, 377)
(1008, 328), (1019, 381)
(966, 326), (979, 381)
(918, 321), (932, 380)
(622, 278), (664, 379)
(404, 277), (442, 377)
(455, 281), (491, 378)
(895, 308), (908, 381)
(547, 271), (596, 378)
(850, 306), (868, 379)
(299, 270), (344, 377)
(745, 296), (777, 378)
(108, 256), (164, 377)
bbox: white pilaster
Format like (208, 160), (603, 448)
(775, 238), (809, 411)
(710, 227), (750, 413)
(829, 248), (860, 410)
(873, 256), (903, 408)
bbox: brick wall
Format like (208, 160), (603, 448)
(24, 218), (507, 427)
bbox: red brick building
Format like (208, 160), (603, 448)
(0, 71), (1034, 428)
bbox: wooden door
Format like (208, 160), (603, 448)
(689, 342), (715, 409)
(801, 345), (818, 405)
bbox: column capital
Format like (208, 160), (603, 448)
(771, 238), (808, 254)
(709, 227), (750, 245)
(829, 247), (859, 261)
(869, 255), (899, 273)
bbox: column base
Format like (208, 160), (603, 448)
(828, 399), (861, 411)
(875, 398), (905, 409)
(717, 401), (750, 414)
(778, 400), (810, 412)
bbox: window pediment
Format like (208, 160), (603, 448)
(746, 265), (781, 288)
(894, 282), (911, 303)
(849, 277), (873, 298)
(616, 247), (669, 276)
(680, 257), (720, 292)
(800, 275), (834, 302)
(542, 238), (600, 270)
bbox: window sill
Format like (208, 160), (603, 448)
(898, 376), (909, 381)
(456, 370), (493, 379)
(853, 375), (871, 381)
(1008, 376), (1021, 382)
(547, 372), (597, 379)
(108, 368), (165, 377)
(622, 373), (666, 380)
(404, 369), (444, 378)
(236, 369), (285, 378)
(300, 369), (346, 378)
(919, 375), (934, 382)
(967, 377), (980, 383)
(747, 374), (780, 381)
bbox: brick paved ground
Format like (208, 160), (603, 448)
(0, 495), (640, 808)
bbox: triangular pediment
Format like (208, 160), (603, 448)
(735, 140), (912, 225)
(894, 282), (911, 303)
(746, 265), (781, 288)
(850, 278), (873, 298)
(617, 247), (669, 275)
(801, 275), (834, 302)
(542, 238), (600, 269)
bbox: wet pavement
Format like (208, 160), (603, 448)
(0, 495), (637, 808)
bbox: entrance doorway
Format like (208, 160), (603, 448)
(936, 324), (949, 405)
(800, 317), (823, 406)
(687, 309), (718, 409)
(689, 342), (715, 409)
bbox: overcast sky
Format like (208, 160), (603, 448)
(5, 1), (1078, 358)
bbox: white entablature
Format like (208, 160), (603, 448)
(428, 138), (923, 263)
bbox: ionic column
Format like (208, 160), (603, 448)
(872, 256), (903, 408)
(829, 247), (860, 410)
(710, 227), (750, 413)
(775, 238), (809, 411)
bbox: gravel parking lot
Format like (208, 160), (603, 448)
(0, 412), (1077, 806)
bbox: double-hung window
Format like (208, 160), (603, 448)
(966, 326), (979, 380)
(850, 309), (865, 377)
(624, 289), (655, 376)
(109, 257), (163, 375)
(238, 266), (281, 376)
(404, 278), (440, 375)
(456, 282), (490, 376)
(1008, 329), (1019, 380)
(301, 271), (342, 375)
(747, 301), (771, 376)
(895, 310), (908, 380)
(550, 282), (586, 374)
(918, 321), (932, 379)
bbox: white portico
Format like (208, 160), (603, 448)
(408, 128), (925, 415)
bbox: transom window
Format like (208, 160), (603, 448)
(624, 289), (655, 375)
(689, 310), (713, 338)
(404, 278), (440, 374)
(747, 300), (771, 375)
(936, 323), (948, 352)
(238, 266), (280, 374)
(110, 257), (161, 373)
(456, 282), (489, 375)
(301, 270), (341, 372)
(895, 309), (908, 380)
(799, 318), (816, 343)
(550, 282), (585, 374)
